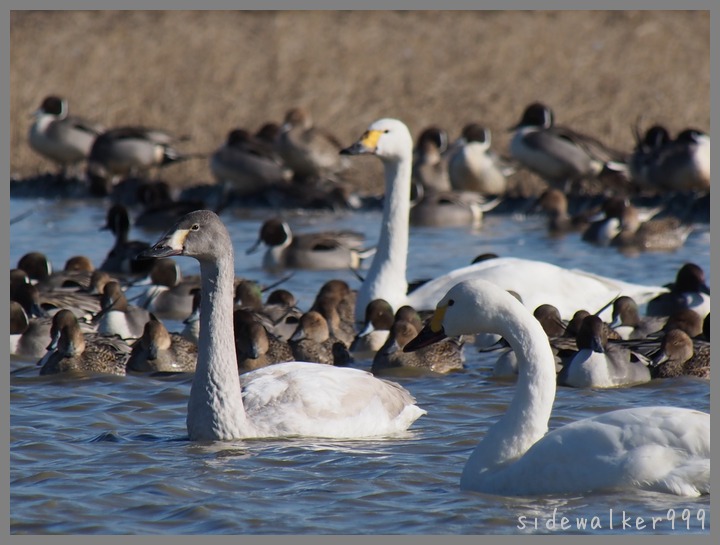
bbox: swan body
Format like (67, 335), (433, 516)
(404, 278), (709, 496)
(141, 210), (425, 441)
(341, 119), (666, 322)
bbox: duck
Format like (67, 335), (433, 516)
(641, 128), (710, 193)
(558, 315), (651, 389)
(86, 126), (196, 185)
(233, 309), (294, 374)
(95, 281), (151, 340)
(339, 118), (667, 323)
(210, 127), (291, 197)
(409, 181), (501, 228)
(288, 311), (352, 366)
(99, 204), (154, 276)
(139, 209), (425, 441)
(246, 217), (372, 272)
(28, 95), (104, 176)
(508, 102), (627, 192)
(180, 288), (202, 345)
(136, 258), (199, 320)
(10, 301), (53, 359)
(610, 203), (693, 254)
(262, 289), (304, 342)
(411, 126), (452, 193)
(645, 263), (710, 319)
(275, 106), (348, 182)
(404, 278), (709, 496)
(16, 252), (94, 291)
(609, 296), (667, 340)
(11, 280), (101, 320)
(651, 329), (710, 380)
(372, 318), (464, 376)
(447, 123), (511, 196)
(628, 124), (672, 188)
(534, 188), (599, 236)
(350, 298), (395, 360)
(127, 317), (197, 373)
(39, 311), (131, 376)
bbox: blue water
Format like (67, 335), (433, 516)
(9, 196), (711, 535)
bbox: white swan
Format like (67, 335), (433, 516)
(340, 119), (667, 322)
(404, 278), (709, 497)
(141, 210), (425, 441)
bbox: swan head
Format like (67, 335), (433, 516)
(340, 118), (413, 162)
(405, 278), (522, 351)
(139, 210), (231, 263)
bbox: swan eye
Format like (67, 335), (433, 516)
(383, 129), (390, 134)
(447, 299), (455, 307)
(190, 224), (200, 231)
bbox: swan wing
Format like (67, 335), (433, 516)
(463, 406), (709, 496)
(240, 361), (425, 438)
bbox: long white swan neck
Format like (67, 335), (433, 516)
(470, 301), (556, 470)
(356, 155), (411, 321)
(187, 252), (249, 440)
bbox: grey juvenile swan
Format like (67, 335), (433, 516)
(140, 210), (425, 441)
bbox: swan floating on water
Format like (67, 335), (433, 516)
(340, 118), (667, 322)
(140, 210), (425, 441)
(404, 278), (709, 497)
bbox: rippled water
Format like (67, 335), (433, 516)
(9, 196), (711, 535)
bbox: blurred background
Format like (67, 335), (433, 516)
(10, 10), (710, 194)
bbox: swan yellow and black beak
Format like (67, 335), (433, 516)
(138, 228), (190, 259)
(340, 129), (384, 155)
(404, 304), (448, 352)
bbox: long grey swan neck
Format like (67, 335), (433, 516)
(187, 249), (250, 440)
(464, 298), (556, 476)
(356, 156), (412, 322)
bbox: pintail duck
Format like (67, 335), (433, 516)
(350, 298), (395, 360)
(508, 102), (627, 191)
(233, 309), (294, 374)
(372, 318), (464, 376)
(651, 329), (710, 380)
(99, 204), (154, 276)
(28, 95), (104, 175)
(247, 218), (372, 272)
(412, 126), (452, 194)
(448, 123), (512, 196)
(646, 263), (710, 319)
(635, 127), (710, 193)
(11, 301), (53, 359)
(137, 258), (199, 321)
(609, 296), (667, 340)
(275, 106), (348, 182)
(403, 278), (708, 496)
(95, 281), (151, 340)
(628, 124), (672, 188)
(340, 118), (667, 323)
(86, 126), (198, 191)
(288, 311), (352, 366)
(233, 280), (302, 342)
(180, 288), (201, 345)
(11, 280), (100, 320)
(610, 203), (693, 254)
(558, 315), (651, 388)
(210, 128), (291, 197)
(16, 252), (94, 291)
(534, 188), (600, 236)
(39, 311), (131, 376)
(127, 317), (197, 373)
(409, 181), (502, 228)
(139, 209), (424, 440)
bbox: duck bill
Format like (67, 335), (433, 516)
(340, 141), (373, 156)
(404, 323), (447, 352)
(246, 237), (262, 255)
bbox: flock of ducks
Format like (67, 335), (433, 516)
(12, 109), (711, 499)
